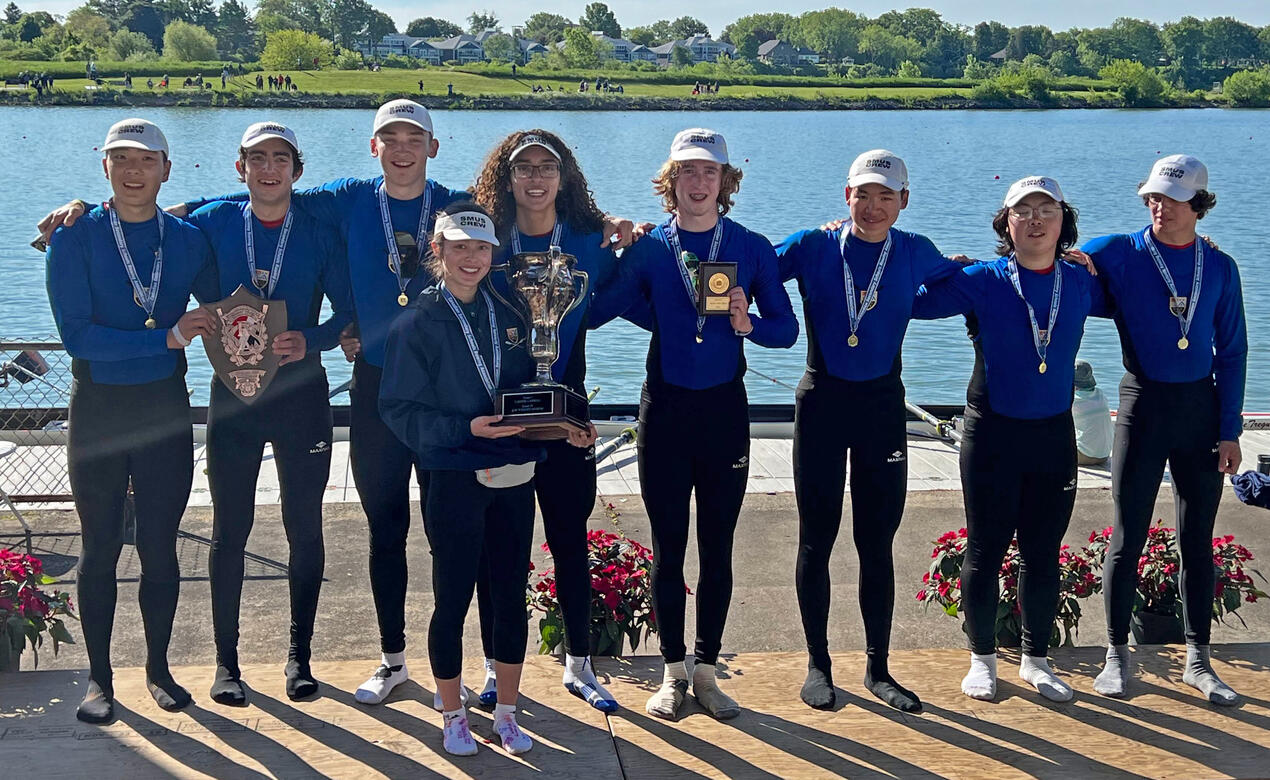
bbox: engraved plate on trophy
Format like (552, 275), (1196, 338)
(494, 246), (591, 440)
(203, 284), (288, 404)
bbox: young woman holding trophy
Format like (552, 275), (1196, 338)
(469, 129), (620, 713)
(591, 129), (798, 721)
(379, 202), (595, 757)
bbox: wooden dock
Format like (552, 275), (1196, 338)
(3, 646), (1268, 779)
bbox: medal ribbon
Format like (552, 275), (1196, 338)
(377, 182), (432, 298)
(1142, 227), (1203, 343)
(1005, 255), (1063, 371)
(838, 222), (893, 339)
(243, 204), (293, 298)
(109, 205), (164, 321)
(511, 221), (563, 255)
(441, 285), (501, 402)
(663, 218), (724, 338)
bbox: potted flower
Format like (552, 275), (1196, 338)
(1086, 522), (1267, 644)
(529, 522), (661, 657)
(1, 549), (77, 672)
(917, 529), (1101, 648)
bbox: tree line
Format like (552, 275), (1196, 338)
(2, 2), (1269, 93)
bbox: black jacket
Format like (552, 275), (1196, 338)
(379, 283), (543, 471)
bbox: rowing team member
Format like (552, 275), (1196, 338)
(41, 114), (1249, 741)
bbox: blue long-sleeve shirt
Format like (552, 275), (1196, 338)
(46, 205), (215, 385)
(379, 285), (543, 471)
(187, 176), (469, 367)
(489, 223), (619, 395)
(914, 258), (1112, 419)
(775, 226), (962, 383)
(187, 201), (354, 354)
(1082, 228), (1247, 441)
(591, 217), (798, 390)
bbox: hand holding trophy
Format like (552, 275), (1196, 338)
(493, 245), (591, 440)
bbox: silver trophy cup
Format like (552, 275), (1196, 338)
(495, 246), (591, 439)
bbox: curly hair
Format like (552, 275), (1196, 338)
(471, 129), (606, 241)
(992, 201), (1080, 258)
(651, 159), (743, 217)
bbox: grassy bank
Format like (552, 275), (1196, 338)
(0, 62), (1226, 109)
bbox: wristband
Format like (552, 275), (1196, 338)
(170, 323), (191, 347)
(733, 324), (754, 338)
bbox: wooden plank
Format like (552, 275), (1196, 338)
(0, 656), (620, 780)
(3, 647), (1267, 779)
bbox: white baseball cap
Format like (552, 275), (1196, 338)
(373, 99), (434, 136)
(102, 118), (168, 156)
(1138, 154), (1208, 201)
(240, 121), (300, 154)
(433, 210), (500, 246)
(1004, 176), (1065, 207)
(847, 149), (908, 192)
(509, 133), (561, 161)
(670, 128), (728, 164)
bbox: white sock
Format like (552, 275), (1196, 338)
(1019, 655), (1073, 702)
(1183, 645), (1240, 706)
(355, 651), (408, 705)
(1093, 644), (1131, 697)
(691, 662), (741, 720)
(431, 678), (469, 711)
(961, 652), (997, 701)
(441, 709), (477, 756)
(563, 654), (618, 711)
(493, 703), (532, 755)
(645, 661), (689, 720)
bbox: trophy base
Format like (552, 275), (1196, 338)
(494, 384), (589, 441)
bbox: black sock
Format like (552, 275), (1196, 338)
(210, 662), (247, 706)
(76, 679), (115, 724)
(800, 655), (835, 710)
(146, 672), (192, 711)
(285, 658), (318, 700)
(865, 657), (921, 713)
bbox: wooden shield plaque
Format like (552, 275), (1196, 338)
(204, 284), (288, 404)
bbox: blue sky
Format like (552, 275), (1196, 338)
(31, 0), (1270, 36)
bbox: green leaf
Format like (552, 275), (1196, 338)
(943, 602), (958, 617)
(49, 619), (74, 647)
(37, 574), (56, 586)
(538, 619), (563, 655)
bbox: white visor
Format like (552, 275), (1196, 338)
(433, 211), (500, 246)
(509, 134), (561, 161)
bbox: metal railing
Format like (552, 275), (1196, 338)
(0, 340), (72, 502)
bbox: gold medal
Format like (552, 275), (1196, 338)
(695, 334), (703, 344)
(398, 293), (409, 306)
(847, 333), (859, 347)
(145, 317), (157, 330)
(1038, 361), (1047, 374)
(708, 272), (730, 295)
(1178, 336), (1189, 350)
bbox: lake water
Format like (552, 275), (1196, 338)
(2, 106), (1268, 409)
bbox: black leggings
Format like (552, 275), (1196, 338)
(67, 366), (193, 691)
(638, 380), (749, 666)
(424, 470), (535, 680)
(1106, 374), (1223, 646)
(793, 374), (908, 666)
(960, 409), (1077, 657)
(206, 365), (332, 670)
(479, 438), (596, 658)
(349, 358), (428, 654)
